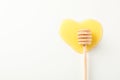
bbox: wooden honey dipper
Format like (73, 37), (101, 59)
(78, 29), (92, 80)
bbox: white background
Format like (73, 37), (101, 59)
(0, 0), (119, 80)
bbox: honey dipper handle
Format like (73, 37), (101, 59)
(83, 45), (87, 80)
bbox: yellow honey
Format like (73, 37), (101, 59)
(59, 19), (103, 53)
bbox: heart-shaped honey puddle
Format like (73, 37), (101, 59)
(59, 19), (103, 53)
